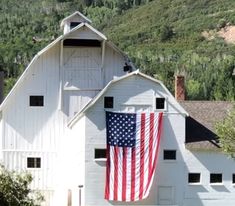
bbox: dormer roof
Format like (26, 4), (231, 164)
(60, 11), (92, 29)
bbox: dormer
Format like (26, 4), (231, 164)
(60, 11), (92, 34)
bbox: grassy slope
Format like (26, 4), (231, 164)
(101, 0), (235, 99)
(1, 0), (235, 99)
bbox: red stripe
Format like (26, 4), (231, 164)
(131, 147), (136, 201)
(122, 148), (127, 201)
(145, 112), (163, 193)
(152, 113), (163, 174)
(114, 147), (119, 200)
(148, 113), (154, 182)
(105, 145), (110, 199)
(139, 113), (146, 199)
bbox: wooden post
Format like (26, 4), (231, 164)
(67, 189), (72, 206)
(78, 185), (83, 206)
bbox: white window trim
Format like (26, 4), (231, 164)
(232, 174), (235, 185)
(163, 149), (177, 161)
(209, 173), (223, 185)
(188, 173), (202, 185)
(154, 96), (168, 112)
(29, 94), (45, 107)
(26, 156), (42, 170)
(94, 148), (107, 161)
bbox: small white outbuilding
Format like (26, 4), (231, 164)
(0, 11), (235, 206)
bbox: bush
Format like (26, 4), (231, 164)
(0, 165), (43, 206)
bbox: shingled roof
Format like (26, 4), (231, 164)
(180, 101), (234, 151)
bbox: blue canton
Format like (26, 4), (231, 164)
(106, 112), (136, 147)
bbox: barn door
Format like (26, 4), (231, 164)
(63, 47), (102, 118)
(63, 47), (102, 89)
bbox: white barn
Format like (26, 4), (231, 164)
(0, 11), (235, 206)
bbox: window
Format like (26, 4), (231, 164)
(163, 150), (176, 160)
(94, 149), (106, 159)
(188, 173), (201, 184)
(30, 96), (44, 106)
(27, 157), (41, 168)
(233, 174), (235, 184)
(210, 173), (222, 184)
(63, 39), (101, 47)
(70, 22), (81, 29)
(104, 96), (113, 109)
(156, 98), (165, 109)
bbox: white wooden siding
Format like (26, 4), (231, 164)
(84, 75), (186, 205)
(63, 90), (98, 118)
(104, 44), (126, 85)
(2, 43), (64, 205)
(3, 151), (56, 189)
(3, 44), (62, 151)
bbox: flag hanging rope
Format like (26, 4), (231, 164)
(105, 111), (163, 202)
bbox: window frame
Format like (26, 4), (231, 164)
(232, 174), (235, 185)
(94, 148), (107, 161)
(104, 96), (114, 109)
(70, 22), (81, 29)
(188, 173), (201, 185)
(29, 95), (44, 107)
(155, 97), (167, 111)
(27, 157), (41, 169)
(163, 150), (177, 161)
(210, 173), (223, 185)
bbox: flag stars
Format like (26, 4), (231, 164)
(106, 112), (137, 147)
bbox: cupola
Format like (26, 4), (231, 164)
(60, 11), (92, 34)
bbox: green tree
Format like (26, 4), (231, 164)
(160, 25), (174, 42)
(0, 165), (43, 206)
(216, 106), (235, 157)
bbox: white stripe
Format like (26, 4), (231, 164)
(109, 147), (114, 200)
(117, 148), (123, 201)
(134, 113), (141, 200)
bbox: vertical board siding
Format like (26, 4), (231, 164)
(3, 151), (56, 189)
(3, 44), (61, 151)
(63, 47), (102, 89)
(67, 27), (103, 40)
(64, 90), (98, 118)
(104, 45), (126, 85)
(2, 42), (63, 206)
(62, 47), (102, 118)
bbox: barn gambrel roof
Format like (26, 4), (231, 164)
(0, 22), (132, 111)
(68, 71), (189, 128)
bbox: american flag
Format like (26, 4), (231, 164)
(105, 111), (163, 202)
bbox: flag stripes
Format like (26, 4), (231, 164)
(105, 112), (163, 202)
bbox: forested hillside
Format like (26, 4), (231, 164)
(1, 0), (235, 100)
